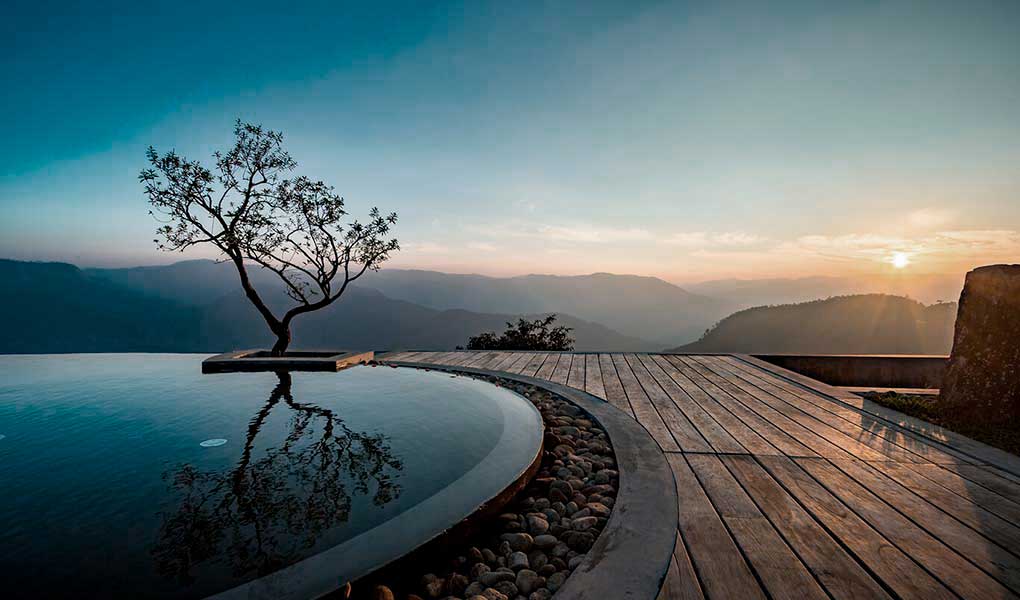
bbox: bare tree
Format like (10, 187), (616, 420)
(141, 120), (399, 355)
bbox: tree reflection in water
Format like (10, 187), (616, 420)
(151, 371), (403, 584)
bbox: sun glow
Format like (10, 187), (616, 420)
(891, 251), (911, 269)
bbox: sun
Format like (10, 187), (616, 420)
(891, 251), (910, 269)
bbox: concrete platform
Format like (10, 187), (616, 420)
(201, 349), (374, 373)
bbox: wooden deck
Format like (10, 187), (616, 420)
(381, 351), (1020, 600)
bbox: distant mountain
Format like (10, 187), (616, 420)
(686, 274), (965, 308)
(0, 259), (203, 353)
(359, 269), (734, 345)
(673, 294), (957, 354)
(1, 259), (651, 353)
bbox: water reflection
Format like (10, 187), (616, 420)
(151, 372), (404, 584)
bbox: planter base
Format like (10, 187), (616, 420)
(202, 349), (374, 373)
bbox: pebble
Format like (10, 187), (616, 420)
(367, 375), (618, 600)
(547, 571), (567, 593)
(508, 551), (529, 570)
(515, 569), (543, 595)
(526, 514), (549, 535)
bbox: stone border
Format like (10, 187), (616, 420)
(382, 358), (679, 600)
(202, 349), (374, 373)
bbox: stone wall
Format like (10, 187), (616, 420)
(939, 264), (1020, 427)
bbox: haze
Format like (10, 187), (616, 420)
(2, 0), (1018, 289)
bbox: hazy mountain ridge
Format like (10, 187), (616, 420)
(674, 294), (957, 354)
(360, 268), (735, 345)
(1, 259), (652, 353)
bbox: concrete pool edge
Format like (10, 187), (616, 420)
(382, 359), (679, 600)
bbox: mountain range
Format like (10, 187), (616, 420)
(674, 294), (957, 354)
(1, 258), (964, 355)
(1, 259), (653, 353)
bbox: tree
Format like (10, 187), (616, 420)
(141, 121), (399, 355)
(466, 314), (575, 351)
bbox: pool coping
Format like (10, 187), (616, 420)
(383, 359), (679, 600)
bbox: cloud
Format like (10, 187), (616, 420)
(663, 231), (765, 247)
(534, 224), (655, 243)
(468, 221), (656, 244)
(401, 241), (451, 254)
(907, 207), (956, 229)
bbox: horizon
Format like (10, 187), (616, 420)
(3, 1), (1019, 284)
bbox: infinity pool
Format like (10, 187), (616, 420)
(0, 354), (542, 599)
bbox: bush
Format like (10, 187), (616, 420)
(466, 315), (574, 351)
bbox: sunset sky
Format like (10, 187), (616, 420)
(2, 0), (1018, 284)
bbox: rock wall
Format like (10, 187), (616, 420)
(939, 264), (1020, 427)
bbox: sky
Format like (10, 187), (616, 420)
(2, 0), (1019, 284)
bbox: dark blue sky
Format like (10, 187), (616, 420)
(2, 1), (1019, 280)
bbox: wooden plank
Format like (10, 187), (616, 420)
(503, 352), (533, 374)
(798, 457), (1014, 599)
(720, 356), (972, 465)
(488, 352), (520, 371)
(626, 355), (712, 453)
(657, 534), (706, 600)
(829, 457), (1020, 594)
(904, 463), (1020, 525)
(442, 352), (473, 366)
(583, 354), (607, 400)
(613, 354), (680, 452)
(567, 353), (586, 389)
(667, 454), (766, 599)
(722, 455), (892, 600)
(939, 463), (1020, 505)
(464, 352), (499, 367)
(867, 461), (1020, 554)
(697, 356), (917, 463)
(421, 351), (457, 364)
(535, 353), (560, 381)
(736, 354), (1020, 477)
(686, 454), (829, 600)
(653, 355), (780, 456)
(550, 353), (572, 385)
(520, 353), (549, 377)
(759, 455), (956, 599)
(669, 356), (816, 457)
(598, 354), (633, 416)
(637, 354), (746, 454)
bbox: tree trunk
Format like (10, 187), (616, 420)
(271, 327), (291, 357)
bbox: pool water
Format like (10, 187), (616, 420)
(0, 354), (542, 599)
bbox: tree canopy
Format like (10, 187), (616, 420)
(140, 120), (398, 354)
(466, 315), (575, 351)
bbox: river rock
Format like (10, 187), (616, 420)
(546, 571), (567, 593)
(526, 514), (550, 535)
(515, 569), (542, 595)
(500, 533), (533, 552)
(508, 551), (529, 570)
(478, 570), (516, 587)
(493, 580), (518, 598)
